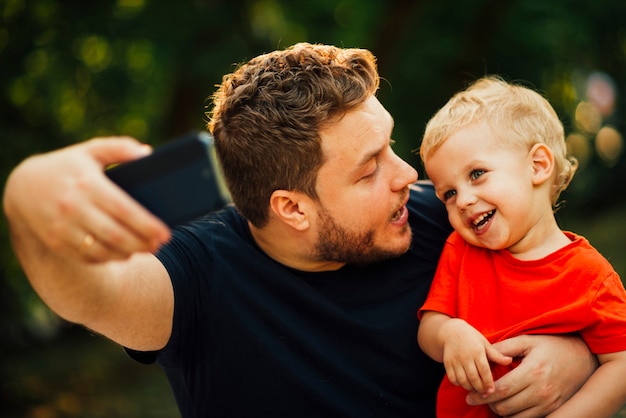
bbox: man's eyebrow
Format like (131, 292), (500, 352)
(355, 145), (384, 168)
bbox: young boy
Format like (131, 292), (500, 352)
(417, 76), (626, 418)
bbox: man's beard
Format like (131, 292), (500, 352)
(312, 206), (411, 266)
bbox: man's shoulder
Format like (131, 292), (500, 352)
(409, 179), (436, 193)
(408, 180), (444, 216)
(406, 180), (452, 248)
(176, 204), (246, 235)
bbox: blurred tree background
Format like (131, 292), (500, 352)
(1, 0), (625, 416)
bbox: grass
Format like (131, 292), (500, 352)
(2, 327), (178, 418)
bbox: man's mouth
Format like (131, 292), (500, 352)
(472, 210), (495, 230)
(391, 207), (402, 222)
(391, 205), (407, 223)
(391, 190), (410, 223)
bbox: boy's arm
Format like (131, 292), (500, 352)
(546, 350), (626, 418)
(418, 311), (511, 395)
(3, 138), (174, 351)
(417, 310), (449, 362)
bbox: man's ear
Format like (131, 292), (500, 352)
(529, 143), (555, 186)
(269, 190), (311, 231)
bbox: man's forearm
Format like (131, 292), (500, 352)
(8, 219), (114, 326)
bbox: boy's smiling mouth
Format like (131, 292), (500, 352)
(471, 209), (495, 231)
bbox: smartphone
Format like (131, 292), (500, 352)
(105, 131), (231, 226)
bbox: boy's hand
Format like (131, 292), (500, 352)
(441, 318), (513, 395)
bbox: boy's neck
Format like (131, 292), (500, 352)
(507, 221), (572, 261)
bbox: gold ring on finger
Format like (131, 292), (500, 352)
(79, 233), (96, 255)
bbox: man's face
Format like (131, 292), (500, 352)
(311, 96), (418, 265)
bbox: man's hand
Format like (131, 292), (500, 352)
(3, 137), (170, 263)
(466, 334), (596, 418)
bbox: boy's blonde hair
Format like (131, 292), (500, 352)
(420, 76), (578, 208)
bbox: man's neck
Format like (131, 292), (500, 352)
(248, 221), (345, 272)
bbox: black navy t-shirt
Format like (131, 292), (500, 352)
(129, 181), (451, 417)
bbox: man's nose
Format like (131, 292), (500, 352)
(391, 156), (418, 191)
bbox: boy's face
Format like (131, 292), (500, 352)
(425, 122), (547, 252)
(310, 95), (418, 264)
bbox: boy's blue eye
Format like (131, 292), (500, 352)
(470, 169), (485, 180)
(442, 190), (456, 201)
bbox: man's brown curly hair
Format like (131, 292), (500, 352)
(207, 43), (379, 227)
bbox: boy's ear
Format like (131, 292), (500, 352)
(269, 190), (311, 231)
(529, 143), (555, 185)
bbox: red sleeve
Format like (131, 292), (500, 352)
(584, 270), (626, 354)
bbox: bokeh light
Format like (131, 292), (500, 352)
(566, 132), (592, 168)
(568, 71), (623, 169)
(595, 125), (624, 167)
(575, 101), (602, 134)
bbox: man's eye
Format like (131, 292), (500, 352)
(442, 190), (456, 201)
(361, 167), (379, 181)
(470, 169), (485, 180)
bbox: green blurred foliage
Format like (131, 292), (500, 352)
(1, 0), (625, 401)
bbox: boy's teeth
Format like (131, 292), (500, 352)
(473, 210), (494, 226)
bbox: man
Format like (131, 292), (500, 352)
(3, 43), (595, 417)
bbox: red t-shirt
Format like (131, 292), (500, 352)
(419, 231), (626, 417)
